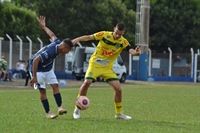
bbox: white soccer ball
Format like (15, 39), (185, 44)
(76, 96), (90, 110)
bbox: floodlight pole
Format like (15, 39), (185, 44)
(138, 0), (150, 80)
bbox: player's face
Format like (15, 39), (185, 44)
(113, 27), (125, 40)
(61, 42), (72, 55)
(62, 45), (72, 55)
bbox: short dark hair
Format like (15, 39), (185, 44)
(116, 23), (125, 31)
(62, 38), (73, 47)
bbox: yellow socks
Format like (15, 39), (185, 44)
(75, 94), (81, 109)
(115, 102), (122, 115)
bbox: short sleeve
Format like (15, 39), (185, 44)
(54, 38), (61, 44)
(93, 31), (105, 40)
(123, 39), (131, 49)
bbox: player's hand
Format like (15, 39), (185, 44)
(135, 46), (141, 54)
(29, 77), (38, 87)
(72, 38), (80, 45)
(37, 16), (46, 27)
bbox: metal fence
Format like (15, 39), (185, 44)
(0, 39), (199, 81)
(150, 52), (192, 77)
(0, 40), (67, 72)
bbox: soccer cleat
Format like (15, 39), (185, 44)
(46, 112), (58, 119)
(73, 107), (81, 119)
(58, 107), (67, 115)
(115, 113), (132, 120)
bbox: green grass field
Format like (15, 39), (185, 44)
(0, 82), (199, 133)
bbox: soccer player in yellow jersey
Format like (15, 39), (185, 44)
(72, 23), (141, 120)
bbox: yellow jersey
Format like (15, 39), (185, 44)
(90, 31), (130, 68)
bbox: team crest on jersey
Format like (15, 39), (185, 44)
(96, 32), (104, 37)
(107, 35), (111, 38)
(115, 43), (121, 49)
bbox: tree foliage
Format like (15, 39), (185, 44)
(123, 0), (200, 53)
(0, 2), (41, 42)
(0, 3), (6, 36)
(33, 0), (136, 46)
(150, 0), (200, 53)
(5, 0), (200, 54)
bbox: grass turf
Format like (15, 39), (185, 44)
(0, 82), (199, 133)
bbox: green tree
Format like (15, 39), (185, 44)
(122, 0), (136, 11)
(32, 0), (136, 46)
(11, 0), (37, 10)
(1, 2), (41, 42)
(0, 3), (6, 36)
(122, 0), (200, 53)
(150, 0), (200, 53)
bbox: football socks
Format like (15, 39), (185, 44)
(54, 93), (62, 107)
(115, 102), (122, 115)
(42, 99), (50, 113)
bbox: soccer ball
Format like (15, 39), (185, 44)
(76, 96), (90, 110)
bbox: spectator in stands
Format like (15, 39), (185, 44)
(180, 68), (186, 77)
(160, 68), (167, 76)
(186, 68), (191, 77)
(15, 60), (26, 79)
(0, 59), (6, 81)
(1, 56), (13, 81)
(179, 68), (186, 76)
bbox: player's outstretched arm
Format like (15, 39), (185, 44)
(72, 35), (94, 45)
(37, 16), (57, 42)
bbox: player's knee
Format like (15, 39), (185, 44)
(114, 87), (122, 95)
(39, 89), (46, 95)
(83, 80), (92, 87)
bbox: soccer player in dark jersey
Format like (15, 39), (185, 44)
(29, 16), (73, 119)
(72, 23), (141, 120)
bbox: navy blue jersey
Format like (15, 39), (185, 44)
(29, 39), (61, 72)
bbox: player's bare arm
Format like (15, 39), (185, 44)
(37, 16), (57, 42)
(129, 46), (141, 56)
(29, 56), (41, 87)
(72, 35), (94, 45)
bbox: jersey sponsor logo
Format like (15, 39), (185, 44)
(94, 58), (109, 66)
(102, 49), (115, 56)
(96, 32), (104, 37)
(124, 40), (129, 46)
